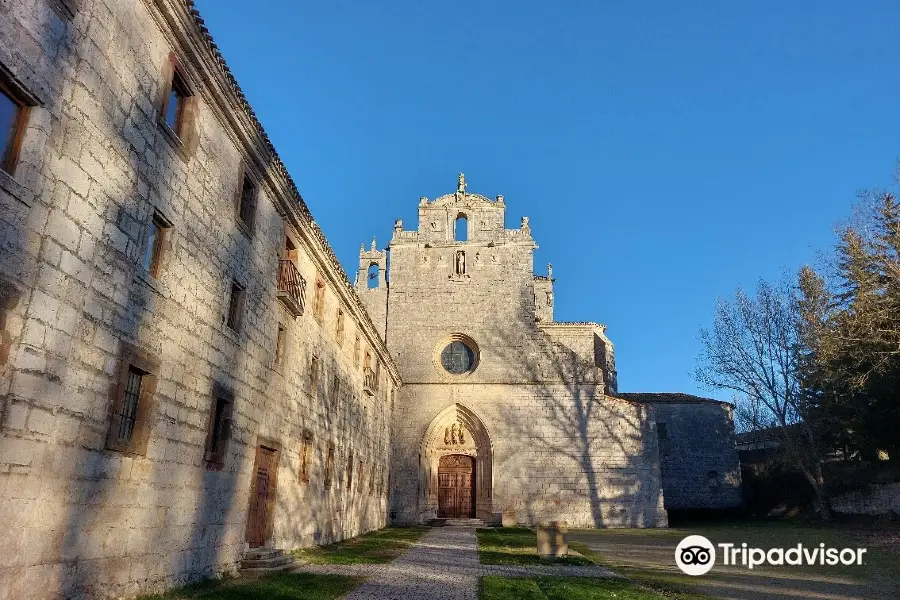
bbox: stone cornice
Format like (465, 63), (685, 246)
(145, 0), (400, 384)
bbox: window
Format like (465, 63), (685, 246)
(0, 83), (29, 174)
(324, 443), (334, 489)
(204, 386), (234, 469)
(357, 460), (365, 495)
(374, 360), (381, 391)
(336, 308), (345, 345)
(454, 214), (468, 242)
(331, 374), (340, 404)
(237, 172), (257, 231)
(368, 463), (375, 495)
(142, 213), (171, 278)
(367, 263), (379, 288)
(161, 60), (192, 137)
(657, 422), (669, 457)
(440, 340), (476, 374)
(346, 450), (354, 492)
(226, 280), (245, 332)
(313, 274), (326, 321)
(105, 342), (160, 456)
(364, 350), (371, 372)
(310, 355), (319, 389)
(353, 335), (360, 367)
(299, 431), (312, 483)
(274, 324), (286, 368)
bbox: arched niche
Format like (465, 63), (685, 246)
(419, 403), (493, 521)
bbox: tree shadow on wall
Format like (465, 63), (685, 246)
(485, 300), (662, 529)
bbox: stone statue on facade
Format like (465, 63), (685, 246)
(457, 172), (467, 193)
(456, 251), (466, 275)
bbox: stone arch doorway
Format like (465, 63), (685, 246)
(420, 403), (493, 521)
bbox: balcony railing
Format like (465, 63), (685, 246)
(276, 259), (306, 317)
(363, 367), (376, 397)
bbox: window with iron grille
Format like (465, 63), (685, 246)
(105, 342), (159, 456)
(237, 173), (257, 230)
(226, 280), (245, 332)
(204, 388), (233, 469)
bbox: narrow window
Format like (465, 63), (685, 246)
(0, 84), (29, 174)
(142, 213), (170, 278)
(226, 280), (245, 332)
(299, 432), (312, 483)
(353, 335), (361, 367)
(346, 450), (354, 492)
(454, 214), (468, 242)
(374, 360), (381, 391)
(364, 350), (371, 372)
(237, 173), (257, 231)
(657, 422), (668, 441)
(367, 263), (379, 288)
(105, 342), (160, 456)
(336, 308), (345, 344)
(310, 355), (319, 389)
(274, 324), (286, 367)
(332, 374), (340, 404)
(204, 392), (233, 468)
(357, 460), (365, 495)
(324, 443), (334, 489)
(314, 274), (326, 320)
(368, 463), (375, 495)
(117, 366), (144, 443)
(163, 69), (190, 136)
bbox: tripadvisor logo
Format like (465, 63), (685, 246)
(675, 535), (868, 576)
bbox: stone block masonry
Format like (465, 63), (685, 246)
(0, 1), (399, 598)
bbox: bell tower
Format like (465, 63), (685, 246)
(355, 237), (388, 340)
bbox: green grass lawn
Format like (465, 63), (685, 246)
(480, 575), (667, 600)
(569, 521), (900, 600)
(476, 528), (593, 566)
(293, 526), (429, 564)
(138, 572), (363, 600)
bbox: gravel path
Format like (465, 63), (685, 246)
(294, 526), (617, 600)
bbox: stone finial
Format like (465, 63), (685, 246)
(419, 196), (428, 205)
(457, 172), (467, 193)
(547, 263), (553, 279)
(496, 194), (504, 204)
(394, 219), (403, 232)
(360, 242), (365, 253)
(370, 237), (377, 251)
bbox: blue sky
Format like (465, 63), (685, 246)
(195, 1), (899, 400)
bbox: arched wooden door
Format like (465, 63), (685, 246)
(438, 454), (474, 518)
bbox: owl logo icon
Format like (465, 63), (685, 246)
(675, 535), (716, 576)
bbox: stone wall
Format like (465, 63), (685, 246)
(619, 395), (743, 511)
(383, 187), (667, 528)
(0, 1), (399, 598)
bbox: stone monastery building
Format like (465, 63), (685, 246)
(0, 0), (741, 598)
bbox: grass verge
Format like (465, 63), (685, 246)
(480, 575), (668, 600)
(293, 526), (428, 564)
(476, 528), (592, 566)
(138, 572), (363, 600)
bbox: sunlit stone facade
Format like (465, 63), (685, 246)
(0, 1), (740, 599)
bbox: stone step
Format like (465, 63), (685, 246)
(243, 547), (284, 561)
(241, 555), (294, 570)
(443, 518), (485, 527)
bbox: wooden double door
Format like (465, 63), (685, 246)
(438, 454), (475, 518)
(247, 444), (279, 548)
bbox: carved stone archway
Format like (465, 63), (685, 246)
(420, 403), (493, 521)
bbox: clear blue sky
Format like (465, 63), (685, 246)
(195, 1), (899, 400)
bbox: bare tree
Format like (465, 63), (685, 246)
(694, 278), (831, 519)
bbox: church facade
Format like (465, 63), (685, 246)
(356, 175), (742, 528)
(0, 1), (739, 598)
